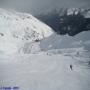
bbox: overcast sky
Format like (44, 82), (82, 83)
(0, 0), (90, 14)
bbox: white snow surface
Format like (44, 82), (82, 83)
(0, 50), (90, 90)
(0, 8), (90, 90)
(0, 8), (53, 54)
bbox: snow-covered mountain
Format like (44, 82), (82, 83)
(40, 31), (90, 50)
(67, 8), (90, 17)
(36, 8), (90, 36)
(0, 9), (90, 90)
(0, 8), (90, 55)
(0, 8), (53, 54)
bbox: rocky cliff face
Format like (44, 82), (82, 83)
(36, 8), (90, 36)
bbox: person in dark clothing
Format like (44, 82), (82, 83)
(70, 64), (73, 70)
(88, 61), (90, 66)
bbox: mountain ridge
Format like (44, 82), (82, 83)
(0, 8), (53, 54)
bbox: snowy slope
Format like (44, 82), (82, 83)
(0, 8), (53, 54)
(40, 31), (90, 52)
(0, 8), (90, 90)
(0, 53), (90, 90)
(0, 8), (90, 55)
